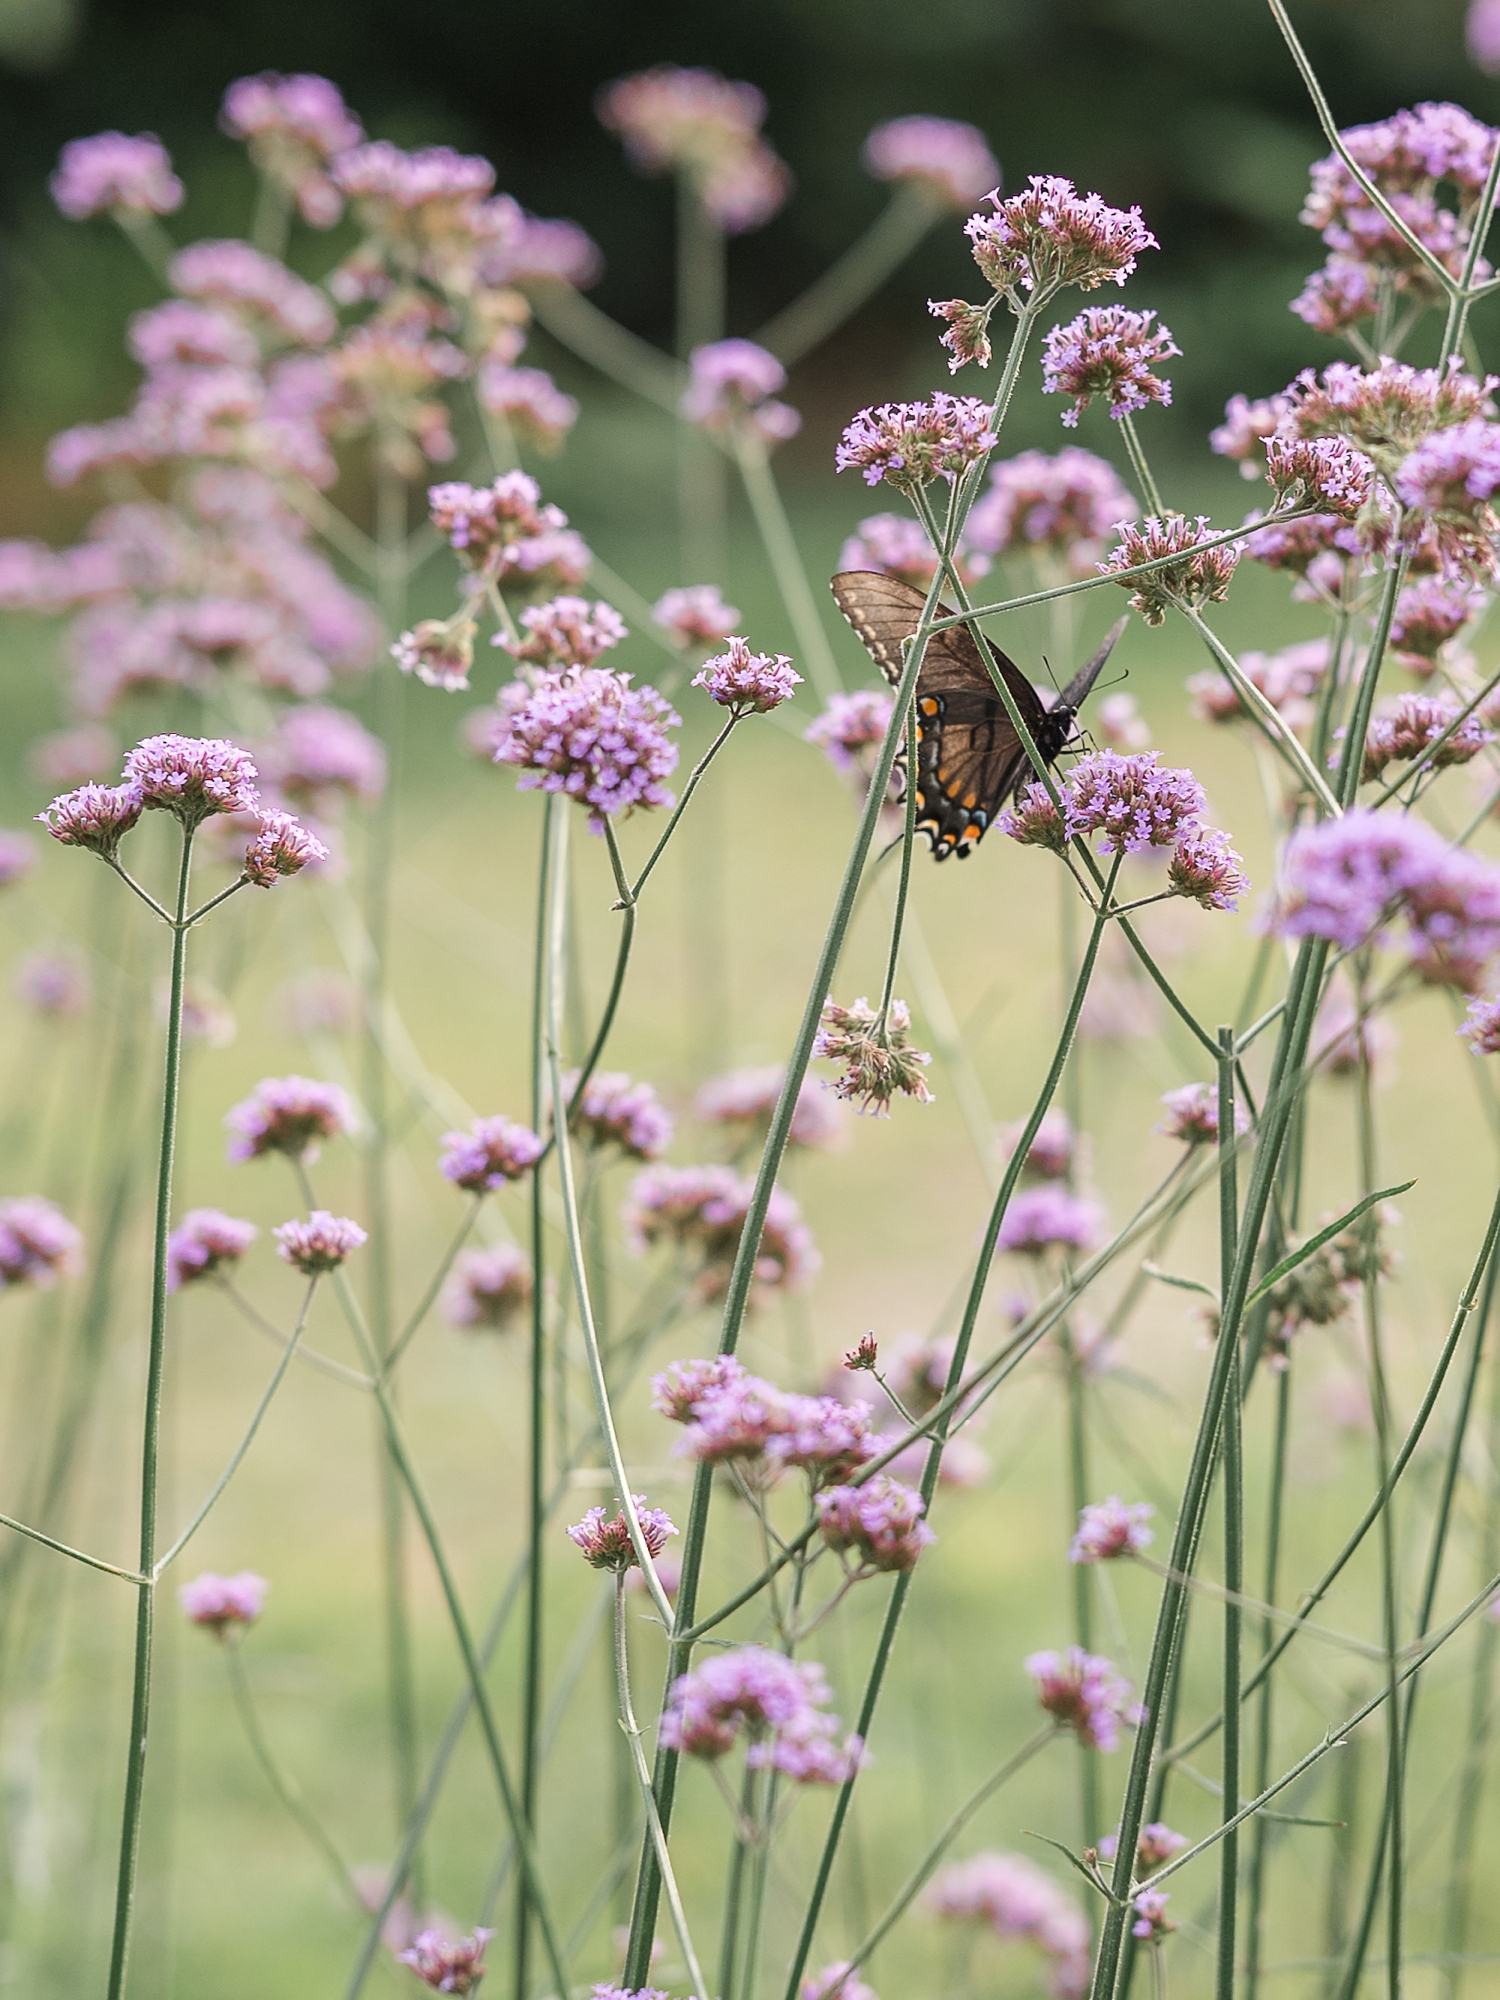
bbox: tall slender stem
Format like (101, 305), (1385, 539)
(757, 184), (940, 364)
(734, 433), (843, 698)
(224, 1639), (359, 1906)
(1244, 1363), (1290, 2000)
(1117, 414), (1165, 519)
(1216, 1027), (1242, 2000)
(105, 824), (195, 2000)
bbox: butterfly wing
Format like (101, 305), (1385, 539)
(1057, 615), (1130, 713)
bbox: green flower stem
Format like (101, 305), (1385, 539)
(628, 716), (740, 903)
(1366, 653), (1500, 808)
(105, 823), (195, 2000)
(757, 182), (942, 363)
(525, 278), (683, 412)
(1114, 914), (1223, 1062)
(1441, 131), (1500, 361)
(220, 1280), (371, 1389)
(1336, 556), (1408, 810)
(1215, 1028), (1242, 2000)
(103, 858), (175, 925)
(877, 692), (921, 1024)
(733, 432), (843, 699)
(1183, 608), (1342, 818)
(152, 1280), (317, 1575)
(115, 208), (176, 279)
(223, 1637), (360, 1908)
(1116, 414), (1166, 520)
(0, 1513), (142, 1582)
(380, 1195), (485, 1378)
(1244, 1363), (1291, 2000)
(782, 860), (1122, 2000)
(182, 874), (252, 928)
(1064, 1335), (1100, 1848)
(827, 1725), (1058, 1985)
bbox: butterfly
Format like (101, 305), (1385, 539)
(830, 570), (1128, 860)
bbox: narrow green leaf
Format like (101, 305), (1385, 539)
(1022, 1831), (1126, 1905)
(1143, 1263), (1220, 1303)
(1245, 1181), (1415, 1306)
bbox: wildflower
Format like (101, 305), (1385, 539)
(1077, 750), (1208, 853)
(651, 1353), (746, 1423)
(1361, 692), (1492, 781)
(845, 1334), (879, 1372)
(1131, 1890), (1174, 1942)
(1070, 1496), (1154, 1562)
(567, 1496), (678, 1572)
(815, 996), (934, 1115)
(836, 395), (996, 492)
(1042, 308), (1179, 427)
(478, 364), (579, 450)
(36, 781), (144, 857)
(1100, 514), (1243, 625)
(1026, 1646), (1139, 1750)
(663, 1365), (873, 1481)
(801, 1963), (878, 2000)
(29, 724), (118, 788)
(495, 667), (679, 829)
(51, 131), (184, 219)
(1097, 693), (1150, 749)
(15, 951), (89, 1018)
(167, 1210), (258, 1291)
(442, 1244), (532, 1330)
(396, 1929), (495, 1995)
(1285, 357), (1496, 458)
(596, 64), (790, 232)
(697, 1065), (845, 1150)
(928, 297), (995, 372)
(1264, 435), (1375, 515)
(274, 1210), (367, 1274)
(264, 704), (387, 810)
(563, 1070), (674, 1160)
(168, 239), (336, 347)
(1390, 576), (1484, 663)
(439, 1116), (544, 1192)
(241, 809), (327, 887)
(1461, 992), (1500, 1054)
(1210, 392), (1295, 477)
(1393, 417), (1500, 571)
(803, 689), (896, 777)
(1242, 511), (1361, 579)
(625, 1167), (819, 1299)
(220, 71), (362, 227)
(692, 636), (802, 714)
(964, 448), (1137, 578)
(966, 176), (1157, 301)
(1159, 1079), (1251, 1145)
(999, 785), (1068, 852)
(927, 1851), (1091, 2000)
(178, 1571), (267, 1634)
(1099, 1822), (1188, 1869)
(0, 1197), (84, 1290)
(682, 340), (800, 444)
(1187, 639), (1330, 729)
(500, 596), (628, 670)
(1471, 0), (1500, 72)
(838, 513), (960, 590)
(659, 1647), (862, 1782)
(226, 1076), (355, 1164)
(997, 1109), (1076, 1182)
(128, 300), (260, 370)
(123, 734), (260, 828)
(653, 584), (741, 649)
(997, 1187), (1103, 1256)
(816, 1476), (935, 1572)
(394, 618), (476, 692)
(1292, 258), (1384, 336)
(863, 116), (998, 209)
(1167, 826), (1247, 922)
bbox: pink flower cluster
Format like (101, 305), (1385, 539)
(395, 1928), (494, 1995)
(1186, 639), (1330, 730)
(225, 1075), (356, 1164)
(51, 131), (184, 219)
(0, 1197), (84, 1290)
(260, 703), (386, 812)
(653, 1354), (874, 1486)
(1070, 1495), (1155, 1562)
(1042, 308), (1179, 426)
(500, 596), (628, 670)
(439, 1116), (544, 1192)
(167, 1210), (258, 1291)
(566, 1496), (677, 1573)
(838, 513), (970, 591)
(1391, 576), (1485, 664)
(659, 1646), (863, 1783)
(836, 394), (997, 491)
(441, 1244), (533, 1330)
(179, 1570), (267, 1633)
(653, 585), (741, 649)
(816, 1475), (934, 1572)
(965, 176), (1157, 301)
(1026, 1645), (1141, 1750)
(427, 472), (591, 596)
(682, 339), (800, 444)
(998, 1108), (1077, 1182)
(862, 116), (999, 210)
(625, 1168), (818, 1299)
(1099, 514), (1244, 625)
(965, 448), (1137, 578)
(1360, 692), (1492, 781)
(596, 65), (790, 232)
(564, 1071), (673, 1161)
(996, 1186), (1104, 1257)
(696, 1065), (845, 1151)
(1286, 356), (1496, 458)
(927, 1851), (1091, 2000)
(803, 689), (897, 779)
(274, 1211), (367, 1275)
(814, 996), (934, 1116)
(478, 363), (580, 450)
(692, 636), (802, 714)
(1157, 1083), (1251, 1144)
(494, 668), (680, 830)
(220, 72), (363, 228)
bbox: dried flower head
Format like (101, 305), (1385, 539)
(226, 1075), (356, 1164)
(928, 296), (995, 372)
(1042, 307), (1179, 427)
(495, 667), (679, 830)
(567, 1495), (678, 1572)
(692, 636), (802, 714)
(396, 1928), (495, 1996)
(1025, 1646), (1140, 1750)
(442, 1244), (532, 1330)
(836, 395), (997, 491)
(178, 1570), (267, 1634)
(439, 1115), (544, 1192)
(966, 176), (1157, 301)
(816, 1476), (935, 1572)
(1070, 1496), (1154, 1563)
(814, 996), (934, 1115)
(863, 116), (998, 209)
(1099, 514), (1243, 625)
(0, 1197), (84, 1290)
(393, 617), (476, 692)
(274, 1210), (367, 1275)
(167, 1210), (258, 1291)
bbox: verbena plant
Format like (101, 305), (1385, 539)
(3, 7), (1500, 1997)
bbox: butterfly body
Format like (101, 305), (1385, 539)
(830, 570), (1126, 860)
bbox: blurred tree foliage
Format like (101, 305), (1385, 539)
(0, 0), (1495, 505)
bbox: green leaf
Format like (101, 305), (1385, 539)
(1021, 1832), (1126, 1905)
(1245, 1182), (1415, 1306)
(1143, 1263), (1220, 1303)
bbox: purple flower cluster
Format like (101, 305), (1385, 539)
(37, 781), (144, 857)
(965, 176), (1157, 302)
(478, 364), (580, 450)
(800, 1963), (877, 2000)
(838, 513), (967, 591)
(500, 595), (628, 670)
(862, 116), (998, 210)
(566, 1496), (678, 1573)
(659, 1646), (863, 1783)
(1393, 418), (1500, 572)
(803, 689), (897, 778)
(1132, 1890), (1175, 1942)
(997, 1108), (1077, 1182)
(167, 1209), (258, 1291)
(1390, 577), (1484, 665)
(439, 1116), (544, 1192)
(816, 1475), (935, 1572)
(1158, 1081), (1252, 1144)
(1210, 392), (1295, 477)
(597, 65), (790, 233)
(124, 734), (261, 828)
(995, 1186), (1104, 1257)
(1264, 434), (1375, 515)
(564, 1071), (673, 1161)
(682, 340), (800, 444)
(262, 704), (386, 811)
(1187, 639), (1330, 729)
(178, 1570), (267, 1633)
(692, 636), (802, 714)
(653, 584), (741, 649)
(51, 131), (184, 219)
(814, 996), (934, 1116)
(242, 810), (328, 887)
(442, 1244), (533, 1330)
(1026, 1645), (1141, 1750)
(494, 667), (680, 830)
(394, 619), (475, 692)
(226, 1075), (356, 1164)
(965, 448), (1137, 578)
(1461, 992), (1500, 1056)
(0, 1197), (84, 1291)
(1070, 1496), (1154, 1563)
(427, 472), (591, 595)
(221, 72), (363, 228)
(395, 1929), (494, 1996)
(14, 951), (89, 1018)
(1168, 827), (1253, 911)
(666, 1363), (876, 1486)
(1042, 308), (1179, 427)
(836, 395), (996, 491)
(1099, 1821), (1188, 1871)
(1361, 692), (1492, 780)
(696, 1065), (845, 1151)
(1099, 514), (1243, 625)
(927, 1852), (1091, 2000)
(1286, 357), (1496, 457)
(624, 1167), (819, 1300)
(274, 1211), (366, 1275)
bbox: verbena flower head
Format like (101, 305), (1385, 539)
(836, 395), (996, 491)
(965, 448), (1137, 577)
(816, 1476), (935, 1572)
(1462, 992), (1500, 1055)
(1165, 826), (1250, 915)
(1065, 750), (1205, 853)
(1070, 1496), (1154, 1562)
(36, 781), (144, 857)
(659, 1646), (863, 1781)
(242, 809), (328, 887)
(996, 1187), (1104, 1256)
(221, 72), (362, 227)
(0, 829), (35, 887)
(52, 131), (184, 219)
(1210, 392), (1295, 477)
(167, 1209), (257, 1291)
(168, 239), (336, 346)
(1265, 434), (1375, 515)
(663, 1366), (875, 1485)
(625, 1169), (819, 1300)
(1100, 1822), (1189, 1870)
(1157, 1082), (1251, 1143)
(478, 364), (580, 451)
(123, 734), (260, 828)
(1361, 692), (1492, 780)
(442, 1244), (532, 1329)
(394, 619), (475, 692)
(1131, 1890), (1174, 1942)
(863, 116), (998, 209)
(1042, 308), (1179, 426)
(928, 296), (996, 373)
(396, 1928), (494, 1996)
(804, 689), (896, 777)
(1314, 981), (1399, 1079)
(1026, 1645), (1140, 1750)
(15, 951), (89, 1018)
(1099, 514), (1243, 624)
(682, 340), (800, 443)
(500, 596), (628, 670)
(692, 636), (802, 714)
(966, 176), (1157, 301)
(997, 1108), (1076, 1182)
(439, 1115), (544, 1191)
(567, 1495), (678, 1572)
(274, 1210), (367, 1275)
(178, 1570), (267, 1634)
(1390, 576), (1484, 663)
(838, 513), (961, 590)
(596, 65), (790, 232)
(815, 996), (934, 1115)
(653, 584), (741, 649)
(226, 1075), (356, 1164)
(697, 1065), (845, 1150)
(1187, 639), (1330, 729)
(651, 1352), (746, 1423)
(927, 1851), (1091, 1998)
(1286, 356), (1497, 459)
(495, 668), (679, 830)
(264, 704), (387, 810)
(801, 1962), (878, 2000)
(563, 1070), (674, 1160)
(426, 472), (589, 593)
(0, 1197), (84, 1290)
(1393, 417), (1500, 570)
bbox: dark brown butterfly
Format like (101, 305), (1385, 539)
(830, 570), (1128, 860)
